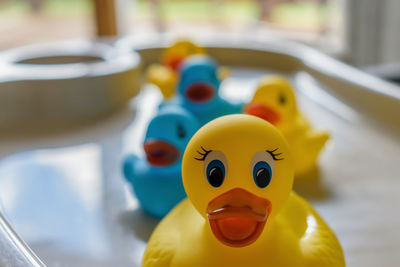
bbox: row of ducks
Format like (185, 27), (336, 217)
(123, 41), (344, 266)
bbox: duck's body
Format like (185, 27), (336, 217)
(143, 192), (344, 267)
(147, 40), (205, 99)
(163, 55), (243, 126)
(122, 105), (199, 218)
(186, 98), (243, 126)
(123, 156), (185, 218)
(142, 114), (344, 266)
(246, 76), (329, 176)
(163, 95), (243, 126)
(147, 65), (178, 99)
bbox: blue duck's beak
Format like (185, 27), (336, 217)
(144, 139), (180, 167)
(185, 82), (215, 103)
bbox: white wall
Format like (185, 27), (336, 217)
(380, 0), (400, 65)
(346, 0), (400, 67)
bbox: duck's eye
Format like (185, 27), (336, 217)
(202, 150), (228, 186)
(253, 161), (272, 188)
(206, 159), (225, 187)
(279, 93), (286, 105)
(250, 151), (275, 188)
(177, 124), (186, 139)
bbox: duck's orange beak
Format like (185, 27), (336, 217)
(245, 103), (280, 125)
(206, 188), (271, 247)
(165, 56), (185, 71)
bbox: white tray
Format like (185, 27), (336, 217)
(0, 36), (399, 267)
(0, 40), (141, 133)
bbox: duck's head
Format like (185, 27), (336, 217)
(177, 55), (222, 107)
(144, 105), (199, 167)
(162, 40), (205, 71)
(245, 76), (297, 129)
(182, 115), (293, 247)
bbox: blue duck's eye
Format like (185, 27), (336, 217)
(206, 159), (225, 187)
(253, 161), (272, 188)
(177, 124), (186, 139)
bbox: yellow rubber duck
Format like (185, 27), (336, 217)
(143, 115), (345, 267)
(245, 76), (330, 176)
(147, 40), (206, 99)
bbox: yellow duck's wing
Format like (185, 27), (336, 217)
(146, 64), (178, 99)
(290, 193), (345, 267)
(143, 234), (177, 267)
(142, 199), (192, 267)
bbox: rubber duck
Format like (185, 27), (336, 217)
(245, 76), (330, 176)
(123, 105), (199, 218)
(143, 114), (345, 267)
(147, 40), (205, 99)
(168, 55), (242, 126)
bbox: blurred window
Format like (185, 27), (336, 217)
(126, 0), (346, 55)
(0, 0), (94, 50)
(0, 0), (346, 56)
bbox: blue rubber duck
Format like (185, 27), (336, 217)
(123, 105), (199, 218)
(164, 55), (243, 126)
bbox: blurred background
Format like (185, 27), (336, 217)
(1, 0), (399, 70)
(0, 1), (400, 267)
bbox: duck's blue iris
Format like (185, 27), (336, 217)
(206, 159), (225, 187)
(253, 161), (272, 188)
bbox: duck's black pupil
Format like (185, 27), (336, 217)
(256, 168), (270, 188)
(177, 124), (186, 138)
(279, 93), (286, 105)
(208, 167), (223, 187)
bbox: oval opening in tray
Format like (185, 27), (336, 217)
(16, 55), (103, 65)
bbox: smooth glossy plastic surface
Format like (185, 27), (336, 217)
(147, 40), (205, 98)
(164, 55), (243, 125)
(245, 75), (329, 176)
(123, 105), (199, 218)
(143, 115), (345, 267)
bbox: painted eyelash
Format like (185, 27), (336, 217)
(194, 146), (212, 161)
(267, 148), (284, 161)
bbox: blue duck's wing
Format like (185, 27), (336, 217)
(122, 154), (143, 182)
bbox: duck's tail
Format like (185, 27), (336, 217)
(307, 130), (330, 157)
(122, 154), (140, 182)
(147, 64), (177, 99)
